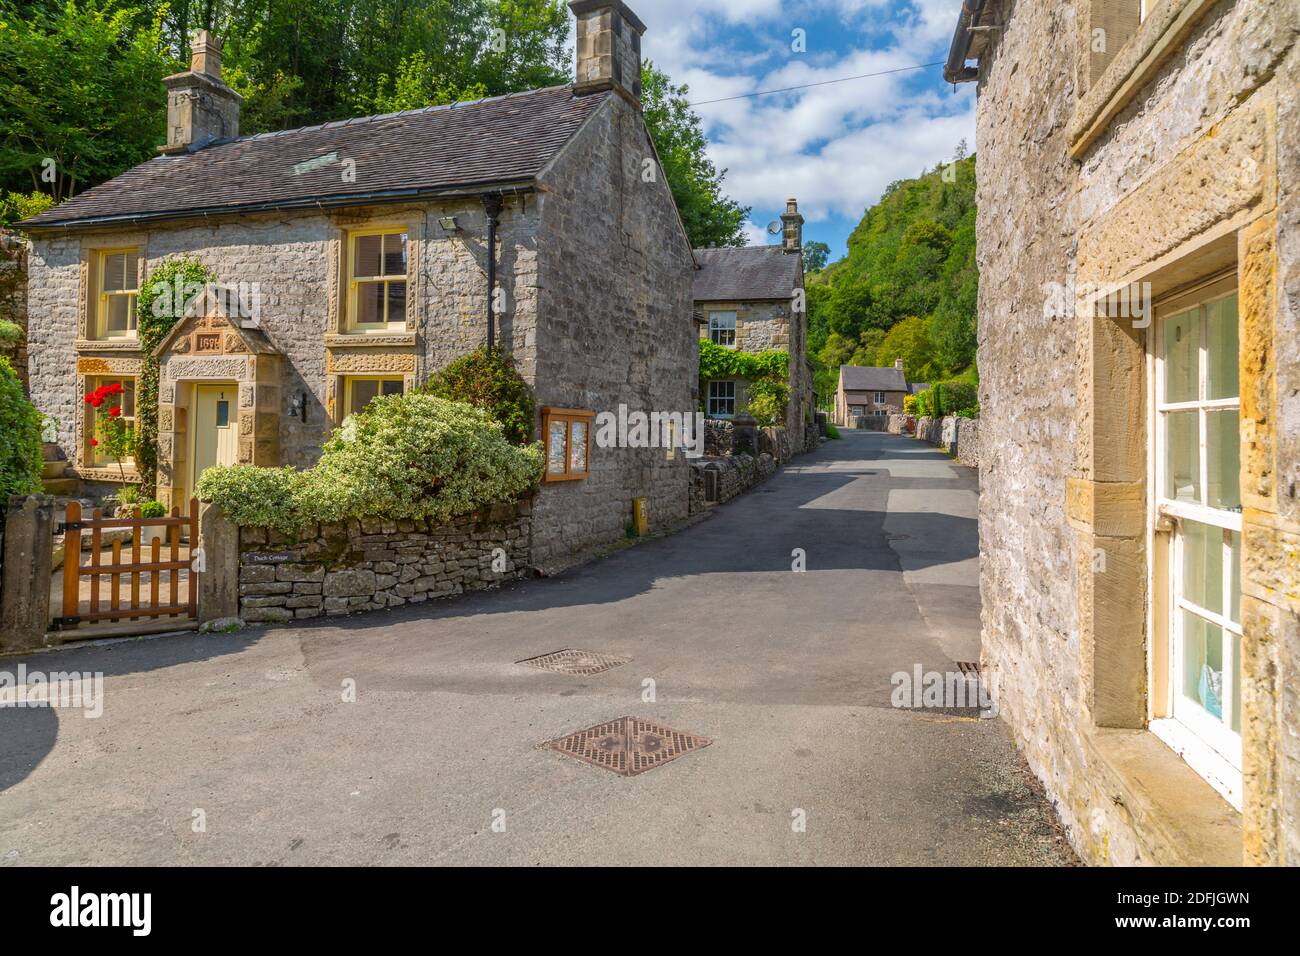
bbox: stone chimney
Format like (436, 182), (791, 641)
(781, 198), (804, 254)
(570, 1), (646, 104)
(895, 359), (905, 371)
(160, 31), (242, 154)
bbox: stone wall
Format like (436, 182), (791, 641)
(955, 418), (981, 468)
(532, 94), (695, 568)
(689, 453), (776, 512)
(0, 232), (28, 389)
(236, 500), (532, 623)
(974, 0), (1300, 865)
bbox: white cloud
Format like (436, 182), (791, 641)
(624, 0), (973, 232)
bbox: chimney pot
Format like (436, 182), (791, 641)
(190, 29), (224, 79)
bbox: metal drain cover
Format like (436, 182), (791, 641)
(517, 649), (630, 676)
(543, 716), (712, 777)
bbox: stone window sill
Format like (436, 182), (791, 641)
(1069, 0), (1223, 158)
(1087, 726), (1242, 866)
(325, 331), (417, 349)
(75, 339), (142, 353)
(74, 465), (142, 484)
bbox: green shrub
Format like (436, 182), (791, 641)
(140, 501), (167, 519)
(419, 346), (536, 445)
(745, 378), (791, 428)
(903, 393), (919, 416)
(0, 319), (23, 343)
(0, 355), (43, 507)
(198, 394), (544, 533)
(913, 380), (977, 419)
(825, 423), (841, 440)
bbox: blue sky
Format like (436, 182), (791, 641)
(612, 0), (975, 260)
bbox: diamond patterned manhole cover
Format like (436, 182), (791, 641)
(543, 716), (711, 777)
(517, 649), (631, 676)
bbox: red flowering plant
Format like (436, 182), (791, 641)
(84, 382), (137, 479)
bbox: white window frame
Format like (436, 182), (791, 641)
(1149, 277), (1242, 808)
(708, 380), (736, 418)
(708, 311), (737, 348)
(874, 391), (886, 405)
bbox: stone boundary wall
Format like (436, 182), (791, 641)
(887, 414), (916, 435)
(909, 415), (982, 468)
(955, 418), (981, 468)
(236, 500), (532, 623)
(689, 453), (777, 513)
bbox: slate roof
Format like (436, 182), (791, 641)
(692, 246), (801, 302)
(840, 366), (909, 392)
(21, 85), (609, 230)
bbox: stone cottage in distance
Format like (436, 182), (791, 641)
(693, 201), (815, 458)
(19, 0), (696, 569)
(948, 0), (1298, 865)
(833, 361), (925, 427)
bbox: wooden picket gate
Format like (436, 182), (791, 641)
(54, 500), (200, 631)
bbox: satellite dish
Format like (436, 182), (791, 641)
(766, 220), (783, 236)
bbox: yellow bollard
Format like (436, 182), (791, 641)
(633, 497), (649, 536)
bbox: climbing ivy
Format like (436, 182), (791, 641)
(135, 257), (214, 499)
(698, 341), (791, 428)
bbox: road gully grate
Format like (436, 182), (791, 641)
(517, 649), (631, 676)
(542, 716), (712, 777)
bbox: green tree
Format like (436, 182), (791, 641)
(802, 241), (830, 274)
(876, 316), (940, 383)
(640, 60), (749, 249)
(0, 1), (176, 199)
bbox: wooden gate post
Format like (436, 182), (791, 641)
(0, 495), (57, 652)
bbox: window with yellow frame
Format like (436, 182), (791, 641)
(85, 376), (137, 467)
(347, 228), (408, 331)
(96, 249), (140, 339)
(542, 408), (594, 482)
(341, 376), (405, 419)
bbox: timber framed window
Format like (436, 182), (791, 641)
(708, 311), (737, 348)
(96, 249), (140, 339)
(542, 407), (593, 482)
(708, 381), (736, 418)
(874, 391), (886, 405)
(347, 228), (408, 331)
(342, 376), (405, 418)
(1151, 277), (1242, 804)
(85, 376), (137, 468)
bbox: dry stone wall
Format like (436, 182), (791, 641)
(237, 501), (532, 623)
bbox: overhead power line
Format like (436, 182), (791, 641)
(687, 61), (946, 106)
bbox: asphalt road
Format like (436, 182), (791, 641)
(0, 431), (1076, 866)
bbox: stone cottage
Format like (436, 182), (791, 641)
(947, 0), (1298, 864)
(693, 200), (814, 458)
(18, 0), (696, 569)
(834, 361), (917, 427)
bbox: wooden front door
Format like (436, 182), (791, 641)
(190, 384), (238, 498)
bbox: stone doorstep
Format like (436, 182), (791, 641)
(1085, 727), (1243, 866)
